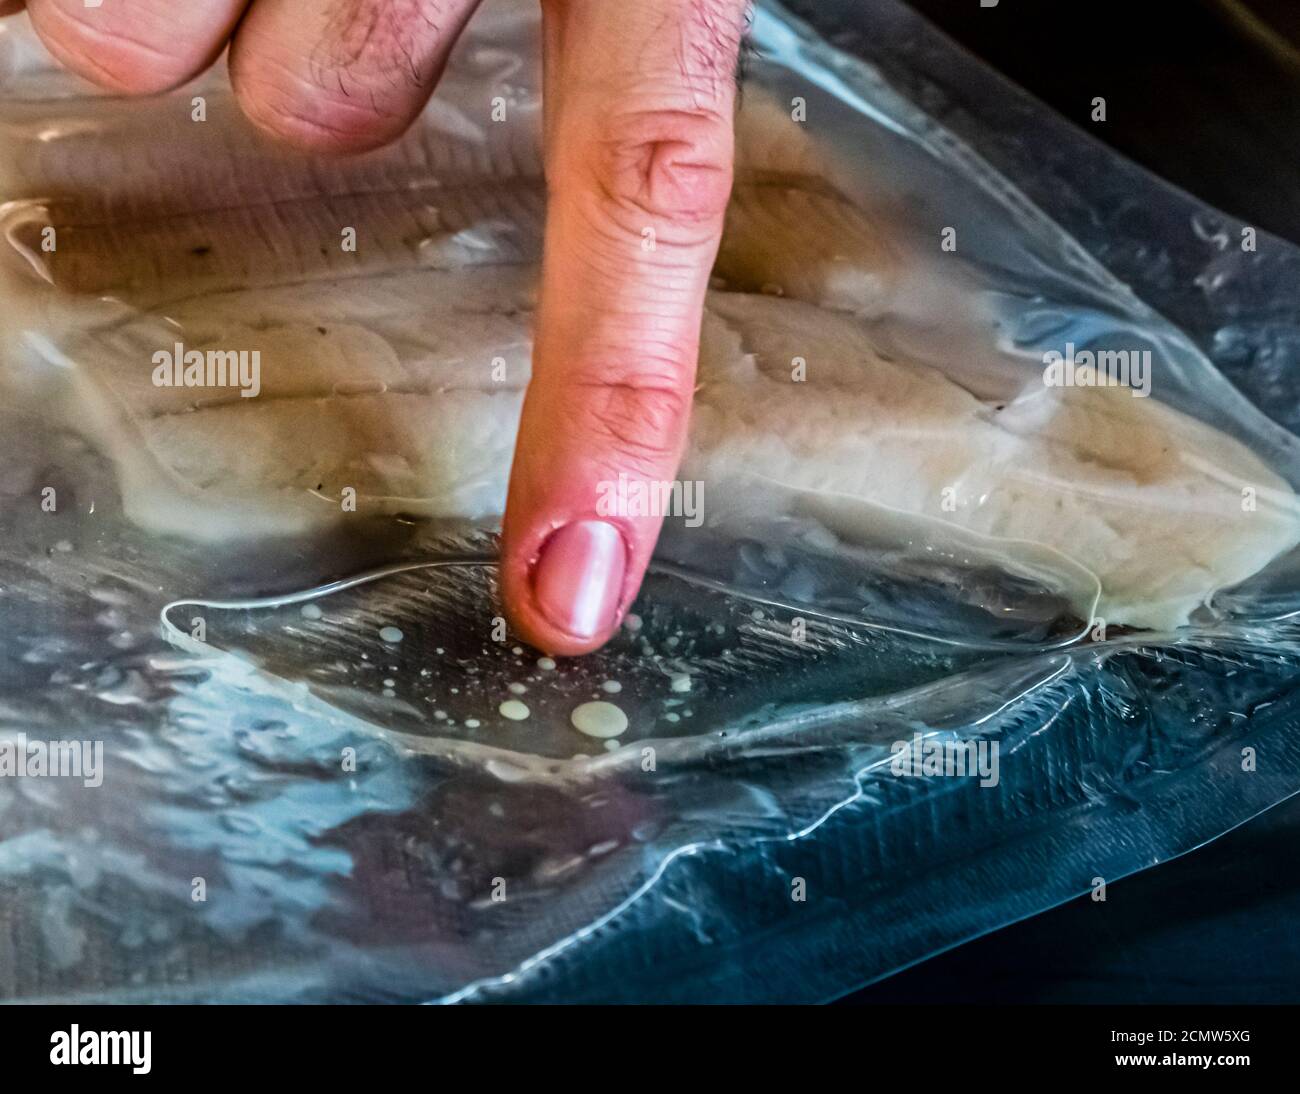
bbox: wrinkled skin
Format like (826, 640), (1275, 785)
(5, 0), (749, 654)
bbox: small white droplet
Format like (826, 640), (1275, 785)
(601, 680), (623, 694)
(537, 657), (556, 671)
(465, 718), (481, 728)
(379, 625), (404, 644)
(623, 614), (643, 632)
(508, 682), (527, 695)
(669, 673), (692, 693)
(499, 699), (531, 721)
(300, 603), (323, 620)
(571, 701), (628, 739)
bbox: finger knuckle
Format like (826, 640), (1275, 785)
(315, 0), (448, 84)
(571, 369), (694, 473)
(232, 67), (405, 153)
(586, 106), (736, 232)
(34, 5), (199, 93)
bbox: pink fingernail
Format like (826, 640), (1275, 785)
(533, 520), (626, 640)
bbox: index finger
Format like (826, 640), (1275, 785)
(500, 0), (747, 655)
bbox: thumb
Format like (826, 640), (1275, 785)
(500, 0), (746, 655)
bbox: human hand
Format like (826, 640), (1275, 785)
(6, 0), (748, 655)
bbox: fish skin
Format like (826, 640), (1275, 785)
(0, 11), (1296, 630)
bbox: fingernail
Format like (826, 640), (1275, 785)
(533, 520), (626, 640)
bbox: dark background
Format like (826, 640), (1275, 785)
(835, 0), (1300, 1005)
(905, 0), (1300, 246)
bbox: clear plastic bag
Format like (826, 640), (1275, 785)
(2, 0), (1299, 1003)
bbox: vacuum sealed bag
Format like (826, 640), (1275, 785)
(2, 0), (1300, 1002)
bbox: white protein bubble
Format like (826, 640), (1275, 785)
(379, 626), (404, 644)
(300, 603), (323, 620)
(570, 701), (628, 739)
(499, 699), (531, 721)
(669, 673), (692, 693)
(601, 680), (623, 694)
(537, 657), (556, 671)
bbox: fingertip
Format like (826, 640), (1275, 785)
(504, 606), (620, 659)
(501, 519), (635, 657)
